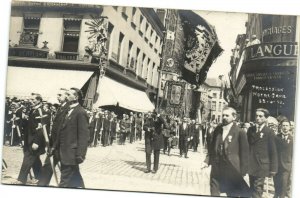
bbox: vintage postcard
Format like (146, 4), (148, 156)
(1, 0), (299, 198)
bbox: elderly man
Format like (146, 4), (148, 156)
(57, 88), (89, 188)
(38, 88), (69, 186)
(208, 107), (250, 197)
(247, 108), (278, 198)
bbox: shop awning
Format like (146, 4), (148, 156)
(6, 66), (94, 102)
(93, 76), (155, 113)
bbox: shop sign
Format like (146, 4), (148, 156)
(244, 42), (298, 62)
(252, 85), (286, 105)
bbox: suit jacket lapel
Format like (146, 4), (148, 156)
(250, 126), (261, 143)
(61, 105), (79, 129)
(224, 124), (235, 150)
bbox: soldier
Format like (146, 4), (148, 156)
(14, 93), (46, 184)
(179, 117), (191, 158)
(207, 107), (250, 197)
(102, 110), (110, 147)
(38, 88), (69, 186)
(119, 114), (127, 145)
(135, 113), (143, 141)
(57, 88), (89, 188)
(128, 112), (135, 143)
(162, 114), (171, 155)
(247, 108), (278, 198)
(273, 120), (293, 198)
(88, 110), (96, 147)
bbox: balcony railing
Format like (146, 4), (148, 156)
(55, 51), (79, 60)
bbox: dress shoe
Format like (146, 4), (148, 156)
(151, 170), (157, 174)
(144, 170), (151, 173)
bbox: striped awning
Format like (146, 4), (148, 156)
(24, 13), (41, 20)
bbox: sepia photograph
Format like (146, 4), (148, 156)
(1, 0), (299, 198)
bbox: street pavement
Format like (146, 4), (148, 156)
(1, 140), (275, 197)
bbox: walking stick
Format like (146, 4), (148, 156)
(108, 119), (112, 145)
(37, 108), (59, 186)
(10, 115), (16, 146)
(100, 117), (104, 146)
(93, 115), (98, 147)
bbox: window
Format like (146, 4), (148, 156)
(213, 93), (217, 98)
(208, 101), (211, 109)
(139, 16), (144, 29)
(151, 62), (156, 85)
(140, 53), (146, 76)
(62, 17), (82, 52)
(117, 32), (124, 63)
(136, 47), (140, 70)
(218, 115), (221, 123)
(218, 102), (222, 112)
(132, 7), (137, 18)
(127, 40), (134, 69)
(212, 101), (216, 111)
(121, 7), (128, 20)
(106, 22), (114, 53)
(20, 13), (41, 46)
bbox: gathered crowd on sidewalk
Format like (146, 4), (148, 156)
(2, 88), (295, 198)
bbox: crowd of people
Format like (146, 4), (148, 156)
(205, 107), (293, 198)
(2, 90), (294, 198)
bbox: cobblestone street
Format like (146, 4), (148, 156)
(1, 141), (211, 196)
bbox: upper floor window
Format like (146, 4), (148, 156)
(19, 13), (42, 47)
(62, 16), (82, 52)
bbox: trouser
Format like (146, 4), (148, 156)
(249, 175), (265, 198)
(193, 140), (199, 151)
(120, 133), (126, 144)
(163, 136), (169, 153)
(137, 128), (142, 141)
(145, 150), (160, 171)
(179, 140), (188, 157)
(17, 151), (42, 184)
(93, 131), (99, 147)
(37, 154), (59, 186)
(59, 163), (84, 188)
(210, 161), (251, 197)
(274, 170), (291, 198)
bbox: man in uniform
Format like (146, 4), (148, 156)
(15, 93), (46, 184)
(247, 108), (278, 198)
(57, 88), (89, 188)
(208, 107), (250, 197)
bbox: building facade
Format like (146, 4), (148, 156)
(230, 14), (299, 121)
(7, 2), (164, 113)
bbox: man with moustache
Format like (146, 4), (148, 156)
(208, 107), (250, 197)
(247, 108), (278, 198)
(15, 93), (46, 184)
(38, 88), (69, 186)
(57, 88), (89, 188)
(273, 119), (293, 198)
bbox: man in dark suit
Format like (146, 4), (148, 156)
(57, 88), (89, 188)
(179, 117), (191, 158)
(143, 112), (164, 174)
(274, 119), (293, 198)
(208, 107), (250, 197)
(38, 88), (69, 186)
(15, 93), (46, 184)
(247, 108), (278, 198)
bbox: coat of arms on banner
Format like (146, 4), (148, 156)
(167, 81), (186, 106)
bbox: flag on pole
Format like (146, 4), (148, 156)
(178, 10), (223, 86)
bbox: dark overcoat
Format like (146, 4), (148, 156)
(59, 105), (89, 165)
